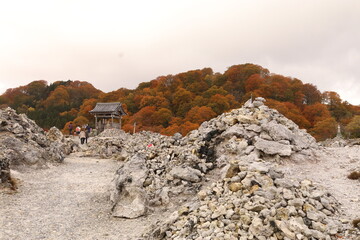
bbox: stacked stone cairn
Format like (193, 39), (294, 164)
(0, 108), (72, 187)
(145, 161), (346, 239)
(86, 97), (357, 239)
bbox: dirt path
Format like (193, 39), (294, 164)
(279, 146), (360, 222)
(0, 155), (153, 240)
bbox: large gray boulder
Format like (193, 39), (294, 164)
(254, 138), (292, 157)
(262, 120), (294, 141)
(46, 126), (64, 142)
(46, 127), (78, 155)
(111, 154), (149, 218)
(169, 166), (202, 183)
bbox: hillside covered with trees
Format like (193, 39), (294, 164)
(1, 63), (360, 141)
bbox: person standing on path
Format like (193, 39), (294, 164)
(68, 122), (73, 136)
(85, 125), (91, 144)
(79, 129), (86, 144)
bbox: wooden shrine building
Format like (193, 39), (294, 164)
(89, 102), (127, 132)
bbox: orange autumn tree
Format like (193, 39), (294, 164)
(140, 95), (170, 109)
(172, 87), (194, 117)
(160, 117), (183, 136)
(77, 98), (98, 120)
(131, 106), (157, 127)
(310, 117), (337, 141)
(73, 116), (89, 128)
(42, 85), (70, 108)
(152, 108), (173, 127)
(179, 121), (199, 136)
(185, 106), (217, 125)
(223, 64), (269, 100)
(302, 103), (331, 126)
(244, 74), (266, 93)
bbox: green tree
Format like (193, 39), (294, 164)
(345, 115), (360, 138)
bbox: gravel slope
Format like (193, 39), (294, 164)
(279, 146), (360, 227)
(0, 155), (155, 240)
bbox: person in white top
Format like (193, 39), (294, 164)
(79, 129), (86, 144)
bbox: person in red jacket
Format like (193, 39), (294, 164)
(75, 126), (81, 135)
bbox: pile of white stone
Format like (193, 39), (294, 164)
(145, 160), (344, 239)
(0, 108), (75, 187)
(86, 98), (359, 238)
(87, 98), (321, 218)
(143, 99), (359, 239)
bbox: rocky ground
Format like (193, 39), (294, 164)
(279, 146), (360, 223)
(1, 98), (360, 239)
(0, 154), (157, 240)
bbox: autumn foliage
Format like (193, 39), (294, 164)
(1, 63), (360, 141)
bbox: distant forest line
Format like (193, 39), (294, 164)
(1, 63), (360, 141)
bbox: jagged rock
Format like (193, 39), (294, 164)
(275, 220), (296, 239)
(46, 126), (64, 142)
(46, 127), (78, 155)
(0, 108), (67, 166)
(112, 186), (148, 218)
(228, 182), (242, 192)
(225, 163), (240, 178)
(249, 216), (274, 237)
(254, 138), (292, 156)
(111, 154), (149, 218)
(0, 153), (11, 187)
(173, 132), (182, 141)
(169, 166), (202, 183)
(0, 108), (71, 187)
(262, 120), (294, 141)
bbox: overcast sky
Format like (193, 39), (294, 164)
(0, 0), (359, 104)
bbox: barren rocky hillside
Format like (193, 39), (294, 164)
(1, 98), (359, 240)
